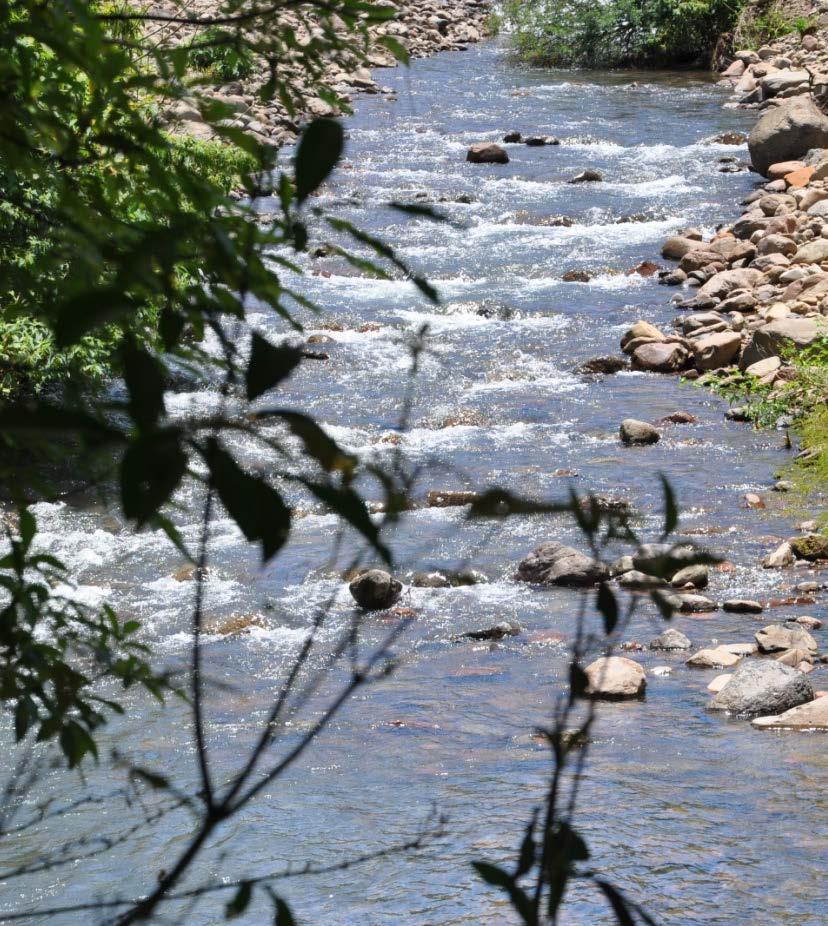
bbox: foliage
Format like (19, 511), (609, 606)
(733, 2), (816, 48)
(189, 26), (256, 82)
(503, 0), (746, 68)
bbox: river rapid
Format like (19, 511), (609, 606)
(2, 41), (827, 926)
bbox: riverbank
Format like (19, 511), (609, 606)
(152, 0), (492, 147)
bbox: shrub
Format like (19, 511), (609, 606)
(189, 26), (256, 81)
(503, 0), (746, 68)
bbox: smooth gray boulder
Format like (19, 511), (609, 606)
(348, 569), (403, 610)
(748, 97), (828, 176)
(466, 143), (509, 164)
(649, 628), (692, 650)
(631, 341), (690, 373)
(691, 331), (742, 371)
(620, 419), (660, 445)
(709, 660), (814, 715)
(585, 656), (646, 699)
(739, 318), (823, 370)
(516, 541), (609, 587)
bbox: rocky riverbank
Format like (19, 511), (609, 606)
(150, 0), (491, 146)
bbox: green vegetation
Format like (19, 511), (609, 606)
(734, 2), (817, 48)
(502, 0), (745, 68)
(698, 338), (828, 507)
(189, 26), (256, 81)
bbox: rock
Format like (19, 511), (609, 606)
(576, 356), (628, 375)
(794, 615), (822, 630)
(744, 356), (781, 378)
(502, 131), (522, 143)
(425, 490), (478, 508)
(740, 318), (823, 370)
(744, 493), (765, 509)
(686, 647), (743, 668)
(752, 696), (828, 729)
(670, 564), (709, 589)
(562, 269), (592, 282)
(620, 320), (665, 350)
(712, 131), (748, 144)
(628, 260), (661, 278)
(633, 543), (698, 579)
(585, 656), (646, 699)
(569, 169), (603, 183)
(658, 411), (699, 425)
(618, 570), (667, 589)
(631, 341), (690, 373)
(466, 143), (509, 164)
(707, 673), (733, 693)
(662, 236), (704, 260)
(619, 419), (660, 446)
(677, 594), (717, 613)
(516, 541), (609, 587)
(525, 135), (560, 146)
(723, 599), (763, 614)
(458, 620), (521, 641)
(762, 541), (795, 569)
(691, 331), (742, 371)
(710, 660), (814, 715)
(349, 569), (403, 610)
(649, 628), (692, 650)
(792, 239), (828, 263)
(748, 97), (828, 176)
(698, 268), (764, 300)
(410, 570), (450, 588)
(755, 623), (818, 654)
(775, 647), (814, 667)
(761, 71), (811, 99)
(790, 533), (828, 561)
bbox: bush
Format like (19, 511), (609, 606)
(504, 0), (746, 68)
(189, 26), (256, 81)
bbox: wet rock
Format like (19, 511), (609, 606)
(457, 620), (521, 642)
(752, 696), (828, 729)
(516, 541), (609, 587)
(631, 341), (690, 373)
(712, 131), (748, 145)
(618, 570), (667, 589)
(628, 260), (661, 278)
(691, 331), (742, 371)
(794, 615), (823, 630)
(748, 97), (828, 176)
(466, 143), (509, 164)
(677, 594), (718, 613)
(658, 411), (699, 425)
(632, 543), (698, 580)
(576, 356), (628, 375)
(775, 647), (814, 668)
(710, 660), (814, 715)
(349, 569), (403, 610)
(425, 489), (479, 508)
(723, 599), (764, 614)
(670, 564), (709, 589)
(502, 131), (522, 143)
(743, 493), (765, 509)
(585, 656), (646, 699)
(619, 419), (660, 445)
(562, 269), (592, 282)
(525, 134), (560, 146)
(205, 613), (266, 636)
(569, 169), (603, 183)
(686, 646), (743, 668)
(620, 320), (665, 350)
(762, 541), (795, 569)
(755, 623), (818, 655)
(649, 628), (692, 650)
(790, 533), (828, 561)
(663, 236), (704, 260)
(410, 571), (451, 588)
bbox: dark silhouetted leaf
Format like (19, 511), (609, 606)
(594, 879), (637, 926)
(246, 333), (303, 400)
(225, 881), (253, 918)
(472, 862), (534, 924)
(660, 474), (677, 537)
(597, 582), (618, 635)
(294, 118), (343, 203)
(121, 433), (187, 525)
(122, 341), (166, 431)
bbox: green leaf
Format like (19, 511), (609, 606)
(121, 433), (187, 525)
(294, 118), (344, 203)
(206, 439), (291, 561)
(121, 341), (166, 431)
(266, 410), (355, 473)
(225, 881), (253, 919)
(246, 333), (303, 400)
(59, 721), (98, 768)
(596, 582), (618, 635)
(18, 508), (36, 548)
(377, 35), (410, 64)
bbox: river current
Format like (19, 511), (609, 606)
(2, 41), (826, 926)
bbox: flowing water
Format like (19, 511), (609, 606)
(3, 41), (827, 926)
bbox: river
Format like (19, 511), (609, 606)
(2, 39), (826, 926)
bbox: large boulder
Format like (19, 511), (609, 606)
(516, 541), (609, 587)
(585, 656), (646, 699)
(698, 268), (764, 300)
(619, 419), (660, 445)
(748, 97), (828, 176)
(691, 331), (742, 371)
(792, 239), (828, 264)
(348, 569), (403, 610)
(466, 143), (509, 164)
(649, 628), (692, 650)
(739, 318), (824, 369)
(631, 341), (690, 373)
(790, 533), (828, 560)
(755, 623), (818, 655)
(752, 696), (828, 729)
(709, 660), (814, 715)
(760, 70), (810, 98)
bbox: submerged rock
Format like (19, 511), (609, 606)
(457, 620), (521, 642)
(576, 356), (628, 375)
(709, 660), (814, 715)
(466, 143), (509, 164)
(349, 569), (403, 610)
(585, 656), (646, 699)
(569, 168), (603, 183)
(619, 419), (660, 445)
(516, 541), (609, 587)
